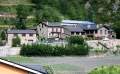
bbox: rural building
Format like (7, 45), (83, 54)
(0, 58), (47, 74)
(62, 20), (97, 38)
(37, 22), (70, 40)
(7, 30), (37, 46)
(95, 25), (116, 39)
(36, 20), (116, 40)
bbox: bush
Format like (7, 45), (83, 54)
(20, 44), (89, 56)
(66, 36), (85, 45)
(44, 65), (54, 74)
(65, 45), (89, 55)
(12, 36), (21, 47)
(1, 31), (6, 40)
(89, 65), (120, 74)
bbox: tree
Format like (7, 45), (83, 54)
(16, 5), (30, 29)
(12, 36), (21, 47)
(36, 6), (63, 22)
(1, 31), (6, 40)
(112, 21), (120, 39)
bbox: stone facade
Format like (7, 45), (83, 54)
(37, 23), (70, 39)
(95, 26), (116, 39)
(37, 21), (116, 40)
(7, 30), (37, 46)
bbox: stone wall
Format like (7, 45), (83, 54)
(0, 46), (20, 57)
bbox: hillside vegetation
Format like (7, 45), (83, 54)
(0, 0), (119, 22)
(0, 0), (120, 38)
(0, 0), (32, 5)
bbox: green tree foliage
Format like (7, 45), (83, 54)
(36, 6), (63, 22)
(0, 31), (6, 40)
(12, 36), (21, 47)
(31, 0), (88, 22)
(66, 36), (85, 45)
(16, 4), (30, 29)
(20, 44), (89, 56)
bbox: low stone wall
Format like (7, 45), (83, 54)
(0, 46), (21, 57)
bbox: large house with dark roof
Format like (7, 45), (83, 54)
(7, 30), (37, 46)
(37, 20), (116, 40)
(62, 20), (97, 38)
(37, 20), (98, 39)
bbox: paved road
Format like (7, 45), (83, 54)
(29, 56), (120, 74)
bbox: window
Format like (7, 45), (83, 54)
(105, 30), (107, 34)
(22, 34), (26, 36)
(14, 33), (17, 36)
(76, 32), (79, 35)
(71, 32), (74, 35)
(81, 32), (85, 35)
(42, 24), (44, 28)
(29, 34), (33, 36)
(100, 30), (102, 34)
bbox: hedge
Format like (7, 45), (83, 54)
(20, 44), (89, 56)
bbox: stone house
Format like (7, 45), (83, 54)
(95, 25), (116, 39)
(0, 58), (47, 74)
(37, 22), (70, 40)
(7, 30), (37, 46)
(36, 20), (116, 40)
(62, 20), (97, 38)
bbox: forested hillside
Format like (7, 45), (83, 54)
(0, 0), (120, 37)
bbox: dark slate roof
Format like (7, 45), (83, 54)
(63, 25), (84, 32)
(61, 20), (97, 31)
(45, 22), (62, 27)
(99, 25), (111, 30)
(80, 24), (97, 30)
(7, 30), (36, 34)
(22, 64), (47, 74)
(62, 20), (95, 24)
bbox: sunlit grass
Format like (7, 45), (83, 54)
(89, 65), (120, 74)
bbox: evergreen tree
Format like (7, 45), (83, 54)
(16, 5), (30, 29)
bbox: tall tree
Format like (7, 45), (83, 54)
(16, 5), (30, 29)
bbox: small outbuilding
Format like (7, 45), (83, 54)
(7, 30), (37, 46)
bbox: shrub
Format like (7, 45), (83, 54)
(44, 65), (54, 74)
(89, 65), (120, 74)
(12, 36), (21, 47)
(20, 44), (89, 56)
(66, 36), (85, 45)
(1, 31), (6, 40)
(65, 45), (89, 55)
